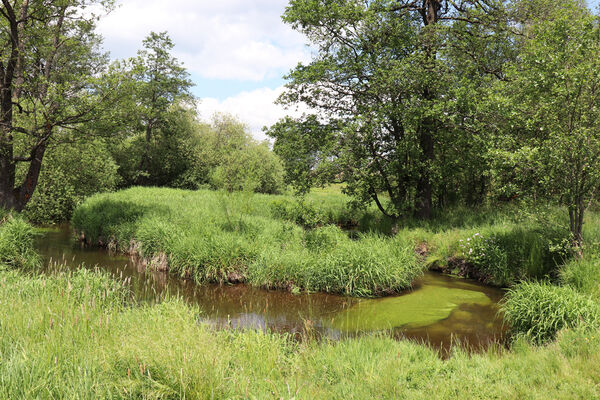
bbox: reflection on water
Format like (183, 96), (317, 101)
(36, 226), (507, 355)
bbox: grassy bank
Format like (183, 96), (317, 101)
(5, 192), (600, 398)
(73, 187), (579, 289)
(72, 187), (421, 297)
(1, 266), (600, 399)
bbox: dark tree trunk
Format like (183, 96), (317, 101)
(0, 149), (18, 211)
(414, 0), (441, 219)
(569, 200), (585, 258)
(415, 113), (435, 219)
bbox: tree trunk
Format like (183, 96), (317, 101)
(414, 0), (441, 219)
(0, 147), (18, 211)
(415, 114), (434, 219)
(569, 201), (585, 258)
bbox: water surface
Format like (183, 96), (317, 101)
(36, 226), (506, 354)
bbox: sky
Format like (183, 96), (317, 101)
(96, 0), (600, 141)
(95, 0), (311, 141)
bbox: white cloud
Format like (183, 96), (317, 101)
(197, 86), (308, 141)
(97, 0), (311, 81)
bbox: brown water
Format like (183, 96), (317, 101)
(35, 226), (507, 354)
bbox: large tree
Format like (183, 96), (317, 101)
(271, 0), (511, 218)
(125, 31), (194, 184)
(497, 0), (600, 250)
(0, 0), (114, 211)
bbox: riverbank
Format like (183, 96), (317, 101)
(34, 225), (508, 353)
(73, 187), (578, 292)
(1, 265), (599, 398)
(3, 205), (600, 398)
(72, 187), (423, 297)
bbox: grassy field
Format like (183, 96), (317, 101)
(73, 186), (579, 290)
(1, 266), (600, 399)
(4, 198), (600, 398)
(72, 187), (421, 297)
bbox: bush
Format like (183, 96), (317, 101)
(0, 216), (40, 270)
(270, 198), (325, 228)
(502, 281), (600, 344)
(211, 142), (285, 194)
(23, 140), (119, 224)
(560, 257), (600, 297)
(459, 225), (572, 286)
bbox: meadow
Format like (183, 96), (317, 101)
(71, 187), (421, 297)
(0, 215), (598, 398)
(3, 191), (600, 398)
(72, 186), (577, 293)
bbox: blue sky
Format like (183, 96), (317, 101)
(96, 0), (600, 140)
(96, 0), (309, 140)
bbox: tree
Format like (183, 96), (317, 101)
(202, 114), (285, 194)
(499, 1), (600, 251)
(0, 0), (115, 211)
(126, 31), (194, 184)
(266, 115), (339, 194)
(272, 0), (511, 218)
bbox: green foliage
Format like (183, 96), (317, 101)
(560, 257), (600, 297)
(496, 2), (600, 245)
(23, 140), (119, 224)
(211, 141), (285, 194)
(271, 0), (516, 218)
(502, 281), (600, 344)
(2, 267), (600, 398)
(270, 198), (326, 228)
(201, 114), (285, 194)
(111, 111), (286, 195)
(73, 187), (422, 297)
(111, 106), (202, 188)
(0, 0), (118, 212)
(459, 225), (572, 286)
(267, 115), (340, 194)
(0, 215), (40, 270)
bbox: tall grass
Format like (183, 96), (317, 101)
(1, 267), (600, 398)
(0, 214), (40, 270)
(502, 281), (600, 344)
(560, 257), (600, 297)
(73, 188), (422, 297)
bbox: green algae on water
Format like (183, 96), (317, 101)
(331, 285), (492, 332)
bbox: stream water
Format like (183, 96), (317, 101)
(35, 226), (507, 355)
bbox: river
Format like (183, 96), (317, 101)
(35, 225), (507, 355)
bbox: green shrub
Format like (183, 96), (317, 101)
(502, 281), (600, 344)
(270, 198), (325, 228)
(23, 140), (119, 224)
(0, 216), (41, 270)
(560, 257), (600, 297)
(460, 225), (572, 286)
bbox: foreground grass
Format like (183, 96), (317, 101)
(1, 267), (600, 399)
(5, 195), (600, 398)
(72, 188), (421, 297)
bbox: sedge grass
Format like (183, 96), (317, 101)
(0, 266), (599, 399)
(72, 188), (422, 297)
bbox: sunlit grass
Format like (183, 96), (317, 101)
(0, 266), (599, 399)
(72, 187), (422, 297)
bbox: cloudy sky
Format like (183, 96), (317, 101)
(96, 0), (600, 141)
(95, 0), (311, 141)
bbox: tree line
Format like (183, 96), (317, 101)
(267, 0), (600, 250)
(0, 0), (284, 224)
(1, 0), (599, 252)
